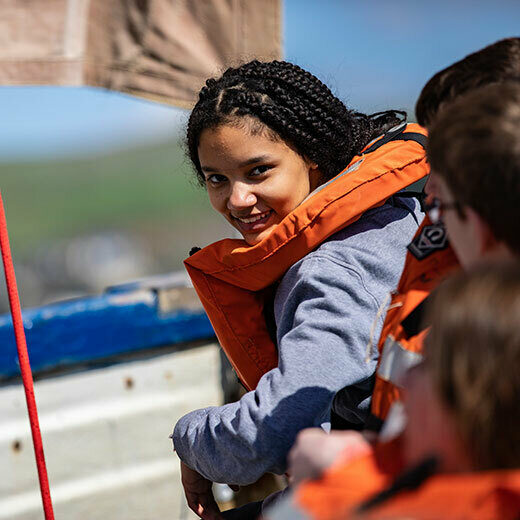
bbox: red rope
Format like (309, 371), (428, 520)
(0, 191), (55, 520)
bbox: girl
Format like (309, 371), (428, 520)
(172, 60), (427, 519)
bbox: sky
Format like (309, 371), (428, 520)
(0, 0), (519, 161)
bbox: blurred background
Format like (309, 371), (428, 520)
(1, 0), (519, 313)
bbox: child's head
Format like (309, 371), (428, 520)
(187, 60), (404, 244)
(426, 82), (520, 267)
(416, 37), (520, 128)
(404, 263), (520, 472)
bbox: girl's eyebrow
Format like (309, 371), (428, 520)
(200, 165), (219, 173)
(201, 155), (272, 173)
(238, 155), (271, 167)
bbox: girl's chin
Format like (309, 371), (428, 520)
(241, 225), (277, 245)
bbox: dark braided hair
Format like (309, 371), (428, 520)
(187, 60), (405, 184)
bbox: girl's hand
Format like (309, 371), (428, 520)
(180, 461), (223, 520)
(287, 428), (372, 486)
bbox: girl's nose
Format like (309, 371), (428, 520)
(227, 182), (257, 210)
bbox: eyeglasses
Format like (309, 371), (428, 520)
(423, 197), (462, 224)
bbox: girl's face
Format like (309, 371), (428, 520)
(198, 123), (321, 245)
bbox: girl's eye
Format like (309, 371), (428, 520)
(205, 174), (227, 185)
(250, 165), (271, 177)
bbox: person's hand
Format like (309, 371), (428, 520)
(287, 428), (372, 486)
(180, 461), (223, 519)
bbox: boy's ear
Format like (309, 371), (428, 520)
(469, 207), (499, 255)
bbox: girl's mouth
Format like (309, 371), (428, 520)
(232, 210), (274, 233)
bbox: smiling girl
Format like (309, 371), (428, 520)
(172, 60), (428, 519)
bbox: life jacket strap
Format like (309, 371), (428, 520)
(355, 456), (438, 514)
(363, 123), (427, 155)
(401, 295), (431, 338)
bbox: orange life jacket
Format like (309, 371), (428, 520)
(185, 123), (429, 391)
(367, 217), (460, 427)
(295, 448), (520, 520)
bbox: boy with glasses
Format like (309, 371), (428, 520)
(340, 37), (520, 432)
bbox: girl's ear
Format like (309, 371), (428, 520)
(307, 161), (323, 191)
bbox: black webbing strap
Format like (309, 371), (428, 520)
(355, 456), (438, 514)
(394, 132), (428, 150)
(401, 293), (434, 338)
(363, 124), (427, 155)
(330, 409), (366, 431)
(364, 413), (384, 433)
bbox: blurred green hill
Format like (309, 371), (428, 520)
(0, 140), (231, 267)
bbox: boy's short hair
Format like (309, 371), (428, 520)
(424, 263), (520, 470)
(427, 82), (520, 254)
(416, 37), (520, 127)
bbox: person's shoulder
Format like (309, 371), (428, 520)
(313, 198), (419, 258)
(276, 242), (361, 300)
(279, 197), (423, 291)
(274, 240), (375, 326)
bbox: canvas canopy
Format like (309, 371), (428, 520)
(0, 0), (282, 107)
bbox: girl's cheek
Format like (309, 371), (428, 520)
(207, 190), (227, 213)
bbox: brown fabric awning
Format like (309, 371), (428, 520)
(0, 0), (282, 108)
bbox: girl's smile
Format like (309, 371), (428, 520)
(198, 122), (321, 245)
(232, 209), (274, 233)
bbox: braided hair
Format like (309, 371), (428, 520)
(187, 60), (405, 184)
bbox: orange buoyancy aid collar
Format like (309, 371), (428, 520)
(368, 217), (460, 425)
(294, 439), (403, 520)
(185, 123), (429, 390)
(295, 448), (520, 520)
(360, 470), (520, 520)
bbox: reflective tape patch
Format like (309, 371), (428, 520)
(407, 223), (448, 260)
(377, 335), (423, 386)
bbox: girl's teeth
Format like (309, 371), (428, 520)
(239, 212), (269, 223)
